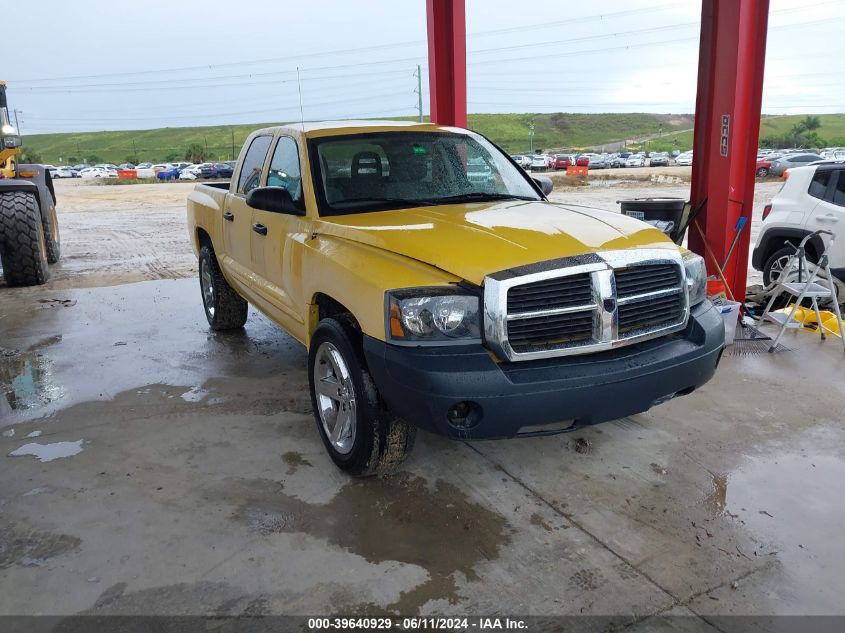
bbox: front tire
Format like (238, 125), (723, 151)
(763, 245), (798, 287)
(0, 191), (50, 286)
(308, 317), (415, 477)
(43, 203), (61, 264)
(756, 167), (769, 177)
(198, 245), (247, 330)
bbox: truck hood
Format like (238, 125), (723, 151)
(317, 200), (676, 285)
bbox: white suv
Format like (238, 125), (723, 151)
(752, 164), (845, 296)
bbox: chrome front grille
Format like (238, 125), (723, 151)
(484, 250), (689, 361)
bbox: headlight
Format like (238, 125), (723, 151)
(682, 251), (707, 307)
(1, 123), (16, 135)
(386, 289), (481, 344)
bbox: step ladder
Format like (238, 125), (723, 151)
(759, 230), (845, 353)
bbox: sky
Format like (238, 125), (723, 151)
(5, 0), (845, 134)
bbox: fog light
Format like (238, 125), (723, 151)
(446, 401), (481, 430)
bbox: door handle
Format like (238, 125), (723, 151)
(223, 211), (234, 222)
(252, 223), (268, 236)
(821, 213), (839, 222)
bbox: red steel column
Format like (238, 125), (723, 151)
(425, 0), (467, 127)
(688, 0), (770, 301)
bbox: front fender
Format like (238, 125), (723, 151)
(302, 235), (462, 345)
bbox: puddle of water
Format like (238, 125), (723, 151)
(25, 430), (41, 438)
(9, 440), (84, 462)
(225, 473), (512, 612)
(1, 337), (64, 411)
(726, 451), (845, 612)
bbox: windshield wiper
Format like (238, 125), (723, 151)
(333, 198), (437, 209)
(430, 192), (537, 203)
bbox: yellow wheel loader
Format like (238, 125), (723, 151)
(0, 81), (60, 286)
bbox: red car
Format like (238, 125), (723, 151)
(575, 155), (590, 167)
(756, 159), (772, 177)
(554, 155), (574, 169)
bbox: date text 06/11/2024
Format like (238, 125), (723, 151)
(307, 617), (528, 630)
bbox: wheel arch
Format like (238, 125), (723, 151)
(309, 293), (360, 343)
(753, 227), (824, 270)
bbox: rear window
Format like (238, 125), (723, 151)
(833, 171), (845, 207)
(808, 170), (832, 200)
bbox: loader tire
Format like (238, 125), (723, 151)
(43, 203), (61, 264)
(0, 191), (50, 286)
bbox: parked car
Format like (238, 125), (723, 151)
(553, 154), (574, 169)
(186, 121), (721, 476)
(94, 163), (119, 171)
(136, 162), (153, 169)
(156, 164), (183, 181)
(79, 166), (117, 178)
(770, 153), (822, 177)
(575, 155), (590, 167)
(72, 164), (87, 171)
(755, 159), (773, 177)
(118, 163), (136, 170)
(588, 154), (609, 169)
(752, 163), (845, 297)
(625, 154), (645, 168)
(529, 154), (549, 171)
(179, 165), (203, 180)
(676, 152), (694, 166)
(609, 154), (627, 168)
(51, 166), (77, 179)
(648, 153), (670, 167)
(214, 162), (234, 178)
(510, 155), (531, 169)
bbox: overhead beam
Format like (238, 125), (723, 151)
(688, 0), (770, 301)
(425, 0), (467, 127)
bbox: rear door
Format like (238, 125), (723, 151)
(805, 168), (845, 267)
(249, 135), (309, 332)
(221, 134), (273, 280)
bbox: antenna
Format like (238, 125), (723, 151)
(296, 66), (305, 131)
(414, 65), (423, 123)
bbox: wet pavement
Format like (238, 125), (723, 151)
(1, 278), (845, 625)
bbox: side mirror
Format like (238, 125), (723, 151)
(533, 176), (553, 196)
(245, 186), (303, 215)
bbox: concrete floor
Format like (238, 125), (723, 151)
(2, 278), (844, 627)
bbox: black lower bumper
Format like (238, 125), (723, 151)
(363, 301), (725, 439)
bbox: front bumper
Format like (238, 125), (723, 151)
(363, 301), (725, 439)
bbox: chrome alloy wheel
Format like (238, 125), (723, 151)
(313, 341), (357, 454)
(200, 257), (215, 318)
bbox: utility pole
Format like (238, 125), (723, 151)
(414, 65), (423, 123)
(13, 109), (21, 133)
(231, 128), (235, 160)
(204, 136), (208, 159)
(528, 122), (535, 153)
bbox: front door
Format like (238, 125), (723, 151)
(250, 135), (308, 334)
(220, 134), (273, 284)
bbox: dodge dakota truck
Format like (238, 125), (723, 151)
(187, 121), (724, 476)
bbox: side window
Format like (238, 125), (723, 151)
(808, 170), (831, 200)
(832, 171), (845, 207)
(237, 135), (272, 195)
(267, 137), (302, 202)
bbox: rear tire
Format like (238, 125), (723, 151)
(308, 317), (415, 477)
(198, 245), (248, 330)
(756, 167), (769, 177)
(0, 191), (50, 286)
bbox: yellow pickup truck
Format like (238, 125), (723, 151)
(187, 121), (724, 476)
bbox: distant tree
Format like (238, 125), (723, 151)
(184, 143), (208, 163)
(124, 155), (138, 165)
(20, 149), (42, 163)
(802, 115), (821, 132)
(164, 151), (180, 162)
(86, 154), (102, 164)
(66, 156), (79, 164)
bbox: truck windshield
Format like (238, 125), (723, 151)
(309, 131), (542, 215)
